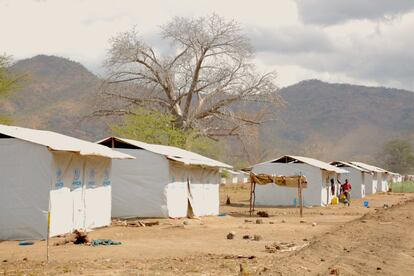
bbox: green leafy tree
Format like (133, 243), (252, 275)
(0, 54), (20, 124)
(111, 108), (220, 158)
(381, 139), (414, 174)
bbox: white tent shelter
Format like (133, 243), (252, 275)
(251, 155), (348, 206)
(350, 162), (390, 193)
(330, 161), (371, 199)
(221, 169), (249, 185)
(389, 172), (403, 184)
(97, 137), (232, 218)
(0, 125), (132, 240)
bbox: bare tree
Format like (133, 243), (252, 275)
(99, 14), (281, 139)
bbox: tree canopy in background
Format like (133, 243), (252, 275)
(0, 54), (20, 124)
(381, 139), (414, 174)
(111, 108), (221, 159)
(98, 14), (281, 150)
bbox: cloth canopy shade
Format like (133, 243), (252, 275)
(250, 173), (308, 188)
(249, 173), (307, 216)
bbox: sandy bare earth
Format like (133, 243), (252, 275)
(1, 186), (414, 275)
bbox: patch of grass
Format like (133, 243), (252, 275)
(390, 181), (414, 193)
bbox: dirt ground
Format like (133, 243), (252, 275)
(1, 185), (414, 275)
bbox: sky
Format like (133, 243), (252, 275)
(1, 0), (414, 90)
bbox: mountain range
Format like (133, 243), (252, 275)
(1, 55), (413, 166)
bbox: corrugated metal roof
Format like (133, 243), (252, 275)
(254, 155), (349, 174)
(97, 137), (232, 169)
(350, 161), (389, 173)
(0, 124), (134, 159)
(330, 161), (371, 173)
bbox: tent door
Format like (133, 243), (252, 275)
(186, 177), (195, 218)
(72, 187), (85, 230)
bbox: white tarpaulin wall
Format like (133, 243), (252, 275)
(109, 148), (220, 218)
(169, 163), (219, 217)
(0, 138), (112, 240)
(252, 162), (345, 206)
(347, 168), (366, 199)
(110, 148), (170, 218)
(365, 173), (376, 195)
(50, 153), (112, 237)
(0, 139), (51, 240)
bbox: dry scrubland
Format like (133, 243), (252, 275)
(1, 185), (414, 275)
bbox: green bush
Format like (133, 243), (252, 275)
(390, 181), (414, 193)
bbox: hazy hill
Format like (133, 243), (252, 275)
(0, 55), (105, 139)
(260, 80), (414, 163)
(1, 55), (413, 165)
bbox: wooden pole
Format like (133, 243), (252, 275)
(252, 182), (256, 212)
(47, 196), (51, 263)
(299, 175), (303, 218)
(249, 174), (254, 216)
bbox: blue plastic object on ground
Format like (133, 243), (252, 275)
(91, 239), (122, 246)
(18, 241), (34, 246)
(218, 213), (226, 217)
(363, 201), (369, 207)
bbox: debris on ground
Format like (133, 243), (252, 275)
(300, 220), (306, 224)
(243, 235), (251, 240)
(257, 211), (269, 217)
(265, 241), (309, 253)
(244, 219), (253, 223)
(183, 221), (191, 225)
(227, 231), (236, 240)
(73, 229), (91, 244)
(269, 221), (275, 224)
(312, 222), (317, 227)
(281, 219), (287, 223)
(256, 219), (263, 224)
(253, 235), (263, 241)
(91, 239), (122, 246)
(18, 241), (34, 246)
(224, 255), (255, 260)
(54, 229), (90, 246)
(329, 267), (339, 275)
(113, 219), (160, 227)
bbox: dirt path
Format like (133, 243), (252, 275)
(267, 198), (414, 276)
(0, 191), (413, 275)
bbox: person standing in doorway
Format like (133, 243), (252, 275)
(330, 178), (335, 195)
(342, 179), (352, 206)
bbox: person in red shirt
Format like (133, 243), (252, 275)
(341, 179), (352, 206)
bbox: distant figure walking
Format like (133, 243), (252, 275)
(341, 179), (352, 206)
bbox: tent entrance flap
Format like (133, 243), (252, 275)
(186, 177), (197, 218)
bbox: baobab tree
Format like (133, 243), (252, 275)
(98, 14), (281, 141)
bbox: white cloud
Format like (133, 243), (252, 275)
(1, 0), (414, 90)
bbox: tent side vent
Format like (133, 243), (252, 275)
(0, 133), (13, 139)
(271, 156), (303, 164)
(100, 138), (143, 149)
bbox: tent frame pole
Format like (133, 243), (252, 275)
(249, 173), (256, 216)
(298, 175), (303, 217)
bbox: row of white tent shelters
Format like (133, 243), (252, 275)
(0, 124), (133, 240)
(329, 161), (371, 198)
(350, 161), (391, 193)
(97, 137), (232, 219)
(251, 155), (349, 206)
